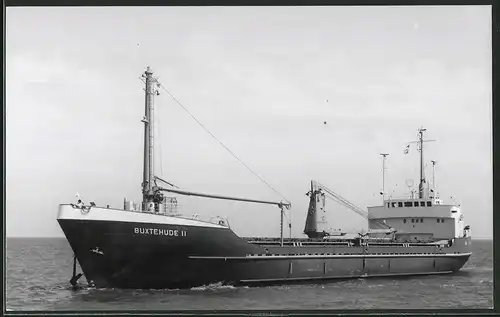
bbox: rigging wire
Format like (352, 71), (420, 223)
(316, 182), (392, 229)
(156, 82), (290, 205)
(156, 90), (164, 179)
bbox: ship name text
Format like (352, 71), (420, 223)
(134, 227), (187, 237)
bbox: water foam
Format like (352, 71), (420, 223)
(190, 282), (237, 291)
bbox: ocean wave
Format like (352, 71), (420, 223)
(27, 282), (88, 292)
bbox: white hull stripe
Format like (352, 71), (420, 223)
(239, 271), (454, 283)
(57, 204), (226, 229)
(189, 252), (472, 260)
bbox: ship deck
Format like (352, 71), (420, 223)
(242, 236), (452, 247)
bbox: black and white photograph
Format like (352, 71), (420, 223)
(6, 5), (493, 312)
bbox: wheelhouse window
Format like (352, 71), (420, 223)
(392, 202), (396, 208)
(413, 201), (419, 207)
(420, 201), (425, 207)
(387, 203), (390, 208)
(404, 202), (412, 207)
(420, 218), (423, 223)
(426, 201), (432, 207)
(398, 202), (403, 207)
(411, 219), (415, 223)
(403, 219), (407, 223)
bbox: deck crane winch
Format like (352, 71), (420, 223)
(304, 180), (394, 239)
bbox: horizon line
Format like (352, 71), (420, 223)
(4, 236), (495, 240)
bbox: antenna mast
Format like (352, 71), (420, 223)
(431, 160), (437, 196)
(380, 153), (389, 203)
(418, 128), (426, 199)
(415, 127), (436, 199)
(141, 67), (160, 211)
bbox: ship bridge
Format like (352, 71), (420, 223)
(367, 197), (464, 241)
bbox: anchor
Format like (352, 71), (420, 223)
(70, 254), (83, 289)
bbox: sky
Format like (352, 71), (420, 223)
(6, 6), (492, 238)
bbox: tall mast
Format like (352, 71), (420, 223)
(280, 206), (284, 246)
(380, 153), (389, 203)
(415, 127), (436, 199)
(141, 67), (159, 211)
(418, 128), (426, 199)
(405, 127), (435, 199)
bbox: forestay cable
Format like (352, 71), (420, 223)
(157, 82), (290, 205)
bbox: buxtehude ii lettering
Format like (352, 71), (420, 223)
(134, 227), (187, 237)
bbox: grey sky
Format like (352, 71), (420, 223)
(6, 6), (492, 238)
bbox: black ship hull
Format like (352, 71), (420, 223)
(58, 204), (472, 289)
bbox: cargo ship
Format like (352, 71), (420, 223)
(58, 67), (472, 289)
